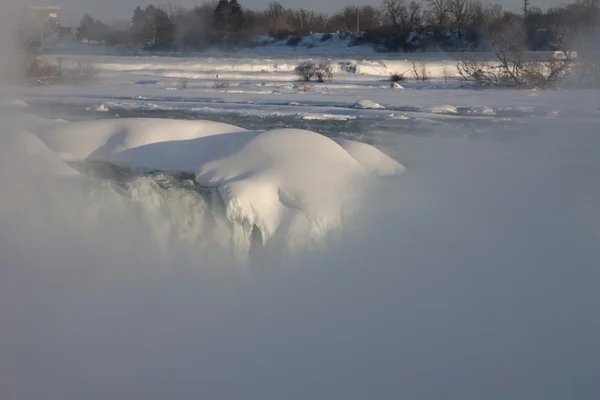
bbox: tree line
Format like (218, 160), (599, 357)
(74, 0), (600, 52)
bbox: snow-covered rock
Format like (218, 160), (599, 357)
(1, 127), (78, 177)
(333, 138), (406, 177)
(31, 118), (405, 252)
(426, 105), (459, 115)
(37, 118), (246, 162)
(352, 100), (385, 110)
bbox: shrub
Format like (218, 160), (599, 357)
(320, 33), (333, 42)
(410, 60), (430, 81)
(27, 57), (98, 85)
(286, 36), (302, 46)
(294, 81), (311, 92)
(457, 24), (576, 89)
(213, 79), (231, 89)
(313, 64), (333, 82)
(179, 75), (189, 89)
(296, 62), (315, 82)
(390, 72), (406, 82)
(442, 63), (451, 83)
(296, 62), (333, 83)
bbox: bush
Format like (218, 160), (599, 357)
(320, 33), (333, 42)
(390, 72), (406, 82)
(296, 62), (333, 83)
(179, 75), (190, 89)
(349, 31), (385, 47)
(27, 57), (98, 85)
(296, 62), (315, 82)
(286, 36), (302, 46)
(213, 79), (231, 89)
(442, 63), (451, 83)
(410, 60), (430, 81)
(457, 24), (576, 89)
(313, 64), (333, 82)
(294, 81), (311, 92)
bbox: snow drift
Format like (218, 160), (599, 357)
(31, 117), (404, 251)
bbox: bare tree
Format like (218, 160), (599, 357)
(427, 0), (449, 31)
(457, 22), (576, 89)
(330, 6), (360, 32)
(358, 6), (382, 31)
(382, 0), (423, 49)
(410, 59), (431, 80)
(448, 0), (474, 40)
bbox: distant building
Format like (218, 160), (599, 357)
(28, 5), (61, 36)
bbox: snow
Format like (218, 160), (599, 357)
(36, 118), (246, 162)
(352, 100), (385, 109)
(426, 104), (459, 114)
(30, 117), (404, 251)
(10, 99), (29, 108)
(3, 127), (79, 177)
(332, 138), (406, 178)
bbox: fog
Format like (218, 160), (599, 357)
(2, 1), (600, 399)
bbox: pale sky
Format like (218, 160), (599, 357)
(45, 0), (568, 24)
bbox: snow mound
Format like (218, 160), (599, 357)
(333, 138), (406, 177)
(10, 99), (30, 108)
(426, 105), (459, 115)
(37, 118), (246, 161)
(33, 118), (404, 252)
(1, 125), (78, 177)
(352, 100), (385, 110)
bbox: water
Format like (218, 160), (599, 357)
(25, 101), (522, 148)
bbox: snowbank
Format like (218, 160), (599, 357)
(32, 118), (405, 251)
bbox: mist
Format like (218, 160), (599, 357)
(2, 0), (600, 399)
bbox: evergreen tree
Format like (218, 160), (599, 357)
(77, 14), (95, 40)
(130, 7), (146, 44)
(229, 0), (244, 32)
(144, 5), (157, 44)
(214, 0), (230, 31)
(154, 8), (175, 45)
(213, 0), (245, 34)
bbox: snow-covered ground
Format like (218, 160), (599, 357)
(14, 53), (600, 121)
(2, 52), (600, 399)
